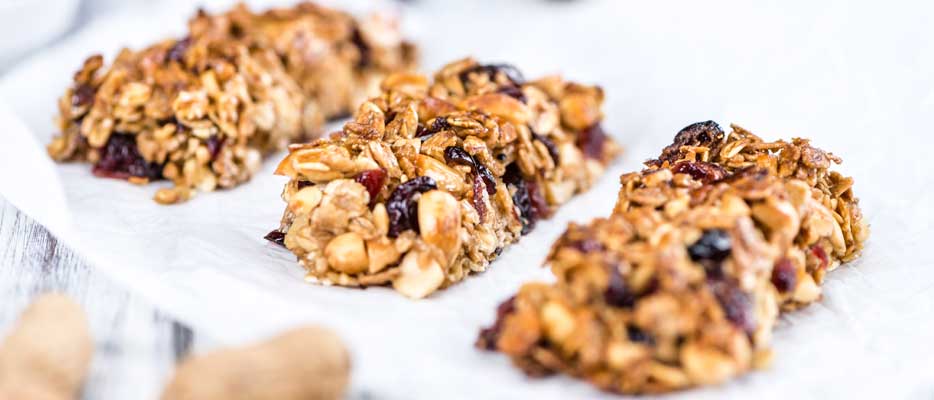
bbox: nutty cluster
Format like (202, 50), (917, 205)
(47, 2), (416, 204)
(479, 122), (868, 393)
(269, 58), (620, 298)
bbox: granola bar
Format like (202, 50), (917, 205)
(477, 122), (869, 394)
(47, 2), (415, 204)
(188, 2), (417, 130)
(268, 58), (620, 298)
(47, 35), (305, 204)
(622, 121), (869, 308)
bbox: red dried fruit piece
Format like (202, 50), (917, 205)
(504, 164), (545, 235)
(166, 36), (192, 64)
(811, 244), (829, 271)
(458, 63), (526, 87)
(471, 174), (488, 222)
(443, 146), (496, 194)
(496, 86), (527, 103)
(71, 84), (96, 108)
(654, 120), (725, 165)
(671, 160), (727, 183)
(354, 168), (387, 206)
(205, 135), (224, 160)
(626, 325), (654, 345)
(417, 117), (450, 138)
(710, 279), (756, 335)
(688, 229), (731, 278)
(604, 264), (635, 308)
(532, 131), (560, 164)
(771, 258), (798, 293)
(349, 26), (371, 68)
(569, 238), (604, 253)
(92, 133), (164, 180)
(577, 123), (608, 160)
(386, 176), (437, 238)
(476, 295), (517, 351)
(264, 230), (286, 247)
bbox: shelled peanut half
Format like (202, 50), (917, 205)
(267, 58), (620, 298)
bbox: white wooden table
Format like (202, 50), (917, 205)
(0, 195), (208, 398)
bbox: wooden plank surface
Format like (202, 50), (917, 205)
(0, 195), (204, 399)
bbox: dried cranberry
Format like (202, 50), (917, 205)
(811, 245), (829, 271)
(443, 146), (496, 195)
(167, 36), (192, 64)
(443, 146), (474, 167)
(458, 63), (526, 87)
(569, 238), (604, 253)
(92, 134), (164, 180)
(205, 135), (224, 160)
(671, 161), (727, 183)
(719, 166), (769, 184)
(503, 164), (550, 234)
(264, 230), (286, 247)
(527, 179), (549, 220)
(532, 131), (560, 165)
(386, 176), (437, 238)
(771, 258), (797, 293)
(71, 84), (96, 108)
(655, 121), (724, 164)
(688, 229), (732, 277)
(626, 326), (654, 345)
(384, 110), (398, 124)
(417, 117), (450, 139)
(576, 123), (607, 160)
(711, 279), (755, 334)
(496, 86), (527, 103)
(354, 169), (387, 206)
(350, 26), (371, 68)
(604, 264), (635, 308)
(476, 295), (517, 351)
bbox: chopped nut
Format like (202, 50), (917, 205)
(325, 232), (369, 275)
(417, 190), (462, 262)
(392, 250), (445, 299)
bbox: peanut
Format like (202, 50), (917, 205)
(0, 294), (93, 400)
(161, 326), (349, 400)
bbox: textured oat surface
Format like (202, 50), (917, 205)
(269, 58), (618, 298)
(479, 122), (868, 393)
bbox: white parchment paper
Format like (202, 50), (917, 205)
(1, 0), (933, 398)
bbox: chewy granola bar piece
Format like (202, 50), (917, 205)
(47, 2), (416, 204)
(47, 35), (305, 204)
(268, 58), (620, 298)
(477, 170), (800, 393)
(188, 2), (418, 132)
(619, 121), (869, 309)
